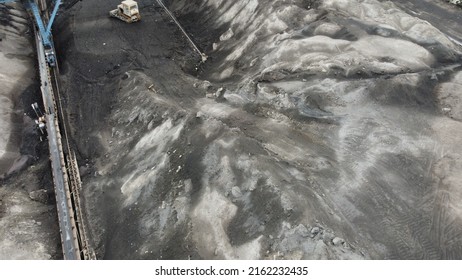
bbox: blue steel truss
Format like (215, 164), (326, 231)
(28, 1), (53, 47)
(1, 0), (61, 54)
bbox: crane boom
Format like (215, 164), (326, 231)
(46, 0), (61, 34)
(28, 1), (52, 47)
(1, 0), (61, 66)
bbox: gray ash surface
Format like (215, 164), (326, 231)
(55, 0), (462, 259)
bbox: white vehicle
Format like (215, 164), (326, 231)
(109, 0), (141, 23)
(449, 0), (462, 6)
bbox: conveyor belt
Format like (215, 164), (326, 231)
(35, 32), (81, 260)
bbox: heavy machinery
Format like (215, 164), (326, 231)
(29, 0), (60, 67)
(109, 0), (141, 23)
(0, 0), (60, 67)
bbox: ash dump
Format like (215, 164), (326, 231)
(57, 0), (462, 259)
(0, 2), (60, 259)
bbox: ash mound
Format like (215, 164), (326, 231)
(60, 0), (462, 259)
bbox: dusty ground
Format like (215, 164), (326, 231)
(49, 0), (462, 260)
(0, 3), (60, 260)
(0, 158), (61, 260)
(0, 3), (33, 175)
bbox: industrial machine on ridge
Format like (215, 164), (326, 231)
(0, 0), (61, 67)
(110, 0), (141, 23)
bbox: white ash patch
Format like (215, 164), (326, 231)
(121, 118), (185, 206)
(191, 187), (263, 259)
(436, 71), (462, 120)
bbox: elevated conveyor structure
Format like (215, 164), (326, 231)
(33, 0), (95, 260)
(2, 0), (95, 260)
(35, 26), (81, 261)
